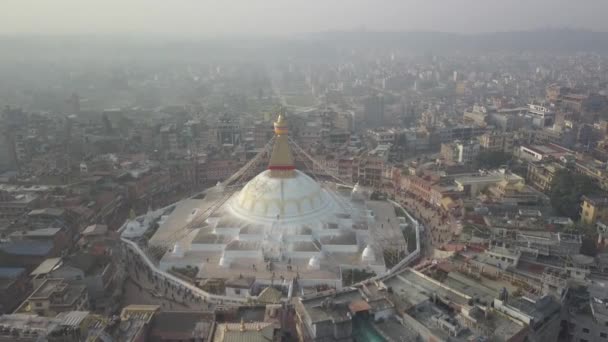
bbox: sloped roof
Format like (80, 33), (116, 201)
(30, 258), (63, 276)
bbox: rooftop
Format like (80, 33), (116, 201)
(150, 311), (214, 341)
(82, 224), (108, 236)
(24, 227), (62, 238)
(0, 240), (54, 256)
(0, 267), (26, 279)
(212, 321), (274, 342)
(30, 258), (63, 276)
(28, 208), (65, 217)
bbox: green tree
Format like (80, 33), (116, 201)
(549, 169), (598, 220)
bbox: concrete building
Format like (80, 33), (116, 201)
(114, 304), (159, 342)
(160, 124), (179, 153)
(454, 171), (524, 197)
(295, 266), (561, 342)
(463, 105), (488, 126)
(366, 128), (397, 145)
(566, 283), (608, 342)
(16, 279), (88, 317)
(526, 162), (563, 192)
(581, 195), (608, 225)
(526, 104), (555, 128)
(440, 140), (480, 165)
(0, 311), (95, 342)
(27, 208), (68, 231)
(479, 131), (514, 153)
(0, 191), (39, 222)
(213, 114), (241, 147)
(517, 143), (573, 162)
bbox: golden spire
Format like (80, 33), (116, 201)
(268, 109), (295, 177)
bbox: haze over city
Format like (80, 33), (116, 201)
(4, 2), (608, 342)
(2, 0), (608, 35)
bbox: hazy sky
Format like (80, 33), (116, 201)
(2, 0), (608, 36)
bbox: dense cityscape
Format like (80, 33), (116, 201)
(3, 17), (608, 342)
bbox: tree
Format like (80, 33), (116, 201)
(549, 169), (598, 220)
(474, 151), (512, 169)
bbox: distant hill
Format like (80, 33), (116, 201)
(308, 29), (608, 52)
(0, 29), (607, 63)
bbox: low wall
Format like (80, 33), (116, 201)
(122, 237), (247, 304)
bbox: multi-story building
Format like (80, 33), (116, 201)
(27, 208), (68, 230)
(517, 143), (573, 162)
(213, 114), (241, 146)
(357, 145), (391, 187)
(16, 279), (88, 317)
(366, 128), (397, 145)
(440, 140), (480, 165)
(479, 131), (514, 153)
(9, 227), (70, 257)
(436, 124), (486, 144)
(526, 104), (555, 128)
(296, 266), (561, 342)
(31, 253), (119, 312)
(0, 192), (39, 221)
(159, 124), (179, 153)
(526, 162), (563, 192)
(455, 171), (524, 197)
(0, 311), (98, 342)
(581, 195), (608, 225)
(512, 231), (582, 258)
(565, 284), (608, 342)
(198, 157), (244, 184)
(337, 156), (355, 184)
(463, 105), (489, 126)
(400, 174), (441, 205)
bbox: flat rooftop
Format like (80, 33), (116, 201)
(150, 198), (210, 245)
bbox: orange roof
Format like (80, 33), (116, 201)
(349, 299), (371, 313)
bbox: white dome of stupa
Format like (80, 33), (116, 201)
(229, 170), (334, 224)
(228, 113), (336, 224)
(362, 245), (375, 262)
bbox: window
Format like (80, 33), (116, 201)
(583, 328), (590, 333)
(601, 332), (607, 338)
(580, 339), (588, 342)
(35, 302), (42, 307)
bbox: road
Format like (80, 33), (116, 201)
(396, 193), (458, 257)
